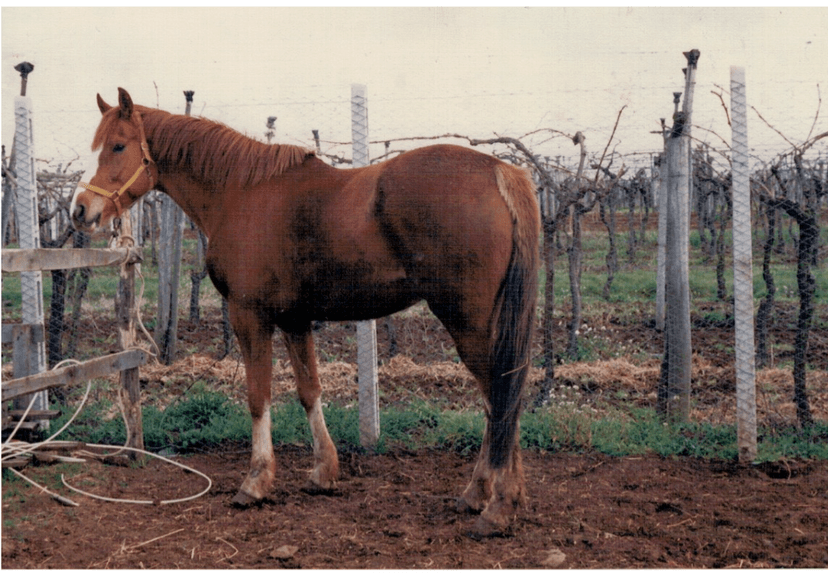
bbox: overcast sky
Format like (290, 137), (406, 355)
(3, 6), (827, 172)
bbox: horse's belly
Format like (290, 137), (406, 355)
(304, 277), (421, 322)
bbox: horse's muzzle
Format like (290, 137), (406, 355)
(71, 202), (100, 232)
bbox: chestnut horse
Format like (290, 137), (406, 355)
(71, 88), (540, 535)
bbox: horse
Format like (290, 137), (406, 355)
(71, 88), (540, 536)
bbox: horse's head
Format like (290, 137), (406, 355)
(71, 88), (158, 233)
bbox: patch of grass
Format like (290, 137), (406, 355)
(756, 422), (828, 462)
(152, 390), (250, 449)
(40, 384), (828, 464)
(270, 400), (312, 445)
(50, 396), (128, 446)
(421, 408), (485, 456)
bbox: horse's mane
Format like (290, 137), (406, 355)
(93, 105), (314, 190)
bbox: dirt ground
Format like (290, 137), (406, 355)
(3, 447), (828, 569)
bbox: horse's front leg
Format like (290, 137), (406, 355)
(282, 327), (339, 491)
(229, 303), (277, 506)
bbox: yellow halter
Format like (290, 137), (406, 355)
(79, 111), (155, 217)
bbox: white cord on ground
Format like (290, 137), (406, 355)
(8, 467), (79, 507)
(61, 444), (212, 505)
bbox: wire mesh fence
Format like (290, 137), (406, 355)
(2, 76), (826, 433)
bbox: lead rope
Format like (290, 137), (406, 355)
(110, 226), (160, 360)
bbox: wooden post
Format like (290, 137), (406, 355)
(183, 91), (211, 324)
(351, 84), (380, 449)
(312, 129), (322, 155)
(658, 51), (698, 422)
(116, 212), (144, 455)
(266, 116), (276, 144)
(155, 186), (184, 364)
(654, 150), (667, 331)
(154, 91), (192, 363)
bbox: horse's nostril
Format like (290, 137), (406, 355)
(73, 203), (85, 222)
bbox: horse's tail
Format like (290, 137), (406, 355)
(488, 164), (541, 468)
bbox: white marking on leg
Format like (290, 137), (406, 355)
(308, 397), (331, 458)
(251, 411), (273, 464)
(306, 397), (338, 488)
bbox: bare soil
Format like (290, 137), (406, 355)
(3, 448), (828, 569)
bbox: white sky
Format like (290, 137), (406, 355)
(3, 6), (827, 172)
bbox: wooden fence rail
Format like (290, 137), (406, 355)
(1, 348), (148, 401)
(2, 247), (140, 273)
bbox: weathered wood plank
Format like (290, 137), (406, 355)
(1, 247), (142, 273)
(1, 349), (148, 401)
(8, 409), (62, 420)
(7, 324), (45, 388)
(2, 323), (44, 346)
(33, 452), (87, 464)
(2, 456), (31, 469)
(36, 440), (87, 451)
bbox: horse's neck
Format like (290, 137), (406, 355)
(155, 172), (220, 239)
(141, 111), (219, 237)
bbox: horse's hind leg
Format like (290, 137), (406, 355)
(282, 328), (339, 491)
(439, 319), (527, 536)
(229, 303), (277, 506)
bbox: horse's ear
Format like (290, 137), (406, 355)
(96, 93), (112, 115)
(117, 87), (133, 120)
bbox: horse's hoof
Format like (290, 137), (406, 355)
(466, 515), (509, 540)
(456, 496), (481, 515)
(231, 490), (262, 508)
(301, 480), (338, 495)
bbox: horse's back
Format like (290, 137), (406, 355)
(374, 145), (521, 290)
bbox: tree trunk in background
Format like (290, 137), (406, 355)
(47, 268), (66, 367)
(714, 185), (731, 301)
(66, 230), (91, 358)
(626, 182), (638, 264)
(567, 205), (585, 360)
(755, 201), (777, 368)
(767, 197), (817, 427)
(600, 187), (618, 300)
(533, 216), (558, 409)
(189, 229), (209, 323)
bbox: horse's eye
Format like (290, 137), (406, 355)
(113, 144), (125, 153)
